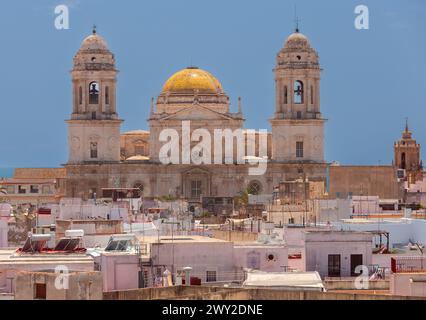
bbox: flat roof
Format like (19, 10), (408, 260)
(243, 271), (324, 289)
(138, 235), (230, 244)
(0, 249), (94, 265)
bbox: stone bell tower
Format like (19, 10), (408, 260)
(66, 27), (122, 164)
(394, 120), (423, 185)
(270, 27), (325, 163)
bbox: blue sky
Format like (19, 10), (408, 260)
(0, 0), (425, 168)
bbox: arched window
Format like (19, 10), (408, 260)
(401, 152), (406, 169)
(284, 86), (288, 104)
(294, 80), (304, 104)
(247, 181), (262, 195)
(89, 82), (99, 104)
(310, 85), (314, 105)
(90, 142), (98, 159)
(105, 86), (110, 105)
(296, 141), (304, 158)
(79, 86), (83, 105)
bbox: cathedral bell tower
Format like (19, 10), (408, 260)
(270, 28), (325, 163)
(66, 28), (122, 164)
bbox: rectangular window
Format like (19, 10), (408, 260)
(284, 86), (288, 104)
(206, 271), (217, 282)
(30, 185), (39, 194)
(105, 86), (110, 105)
(296, 141), (304, 158)
(328, 254), (341, 277)
(34, 283), (47, 300)
(90, 142), (98, 159)
(191, 180), (202, 199)
(18, 185), (26, 194)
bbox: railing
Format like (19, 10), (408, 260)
(391, 256), (426, 273)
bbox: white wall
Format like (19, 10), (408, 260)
(233, 245), (288, 272)
(391, 273), (426, 297)
(303, 231), (373, 278)
(0, 221), (7, 248)
(101, 253), (140, 292)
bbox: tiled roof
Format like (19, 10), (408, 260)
(13, 168), (66, 179)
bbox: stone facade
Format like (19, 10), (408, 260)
(64, 29), (327, 202)
(328, 165), (403, 200)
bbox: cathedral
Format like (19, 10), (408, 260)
(64, 27), (327, 203)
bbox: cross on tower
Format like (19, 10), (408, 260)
(294, 5), (301, 32)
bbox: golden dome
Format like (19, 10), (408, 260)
(162, 67), (223, 94)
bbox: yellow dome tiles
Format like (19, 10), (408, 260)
(162, 67), (223, 94)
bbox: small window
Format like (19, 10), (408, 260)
(91, 111), (96, 120)
(105, 86), (110, 105)
(296, 111), (302, 119)
(284, 86), (288, 104)
(89, 82), (99, 104)
(296, 141), (304, 158)
(310, 85), (314, 105)
(30, 185), (39, 194)
(34, 283), (47, 300)
(18, 185), (26, 194)
(247, 181), (262, 195)
(191, 180), (202, 199)
(206, 271), (217, 282)
(79, 86), (83, 105)
(90, 142), (98, 159)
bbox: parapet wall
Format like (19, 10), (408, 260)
(103, 285), (425, 300)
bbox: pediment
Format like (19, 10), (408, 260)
(161, 105), (234, 121)
(182, 167), (211, 175)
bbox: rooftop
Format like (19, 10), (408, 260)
(138, 235), (230, 244)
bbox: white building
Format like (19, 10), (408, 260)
(302, 230), (373, 278)
(139, 235), (288, 286)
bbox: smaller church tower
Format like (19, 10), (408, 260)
(66, 28), (122, 164)
(394, 120), (423, 185)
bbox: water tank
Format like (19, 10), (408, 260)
(65, 229), (85, 238)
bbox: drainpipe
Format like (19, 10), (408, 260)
(183, 266), (192, 286)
